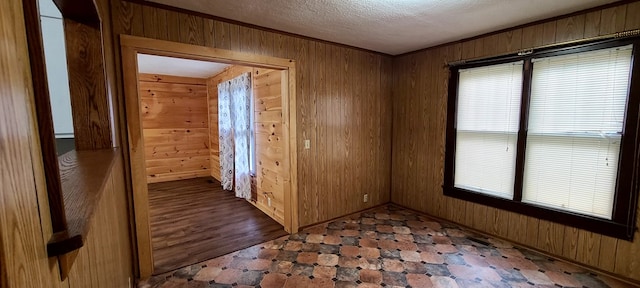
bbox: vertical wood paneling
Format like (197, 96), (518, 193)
(0, 1), (65, 286)
(625, 2), (640, 30)
(214, 21), (230, 50)
(599, 5), (628, 34)
(64, 19), (112, 150)
(138, 74), (210, 183)
(583, 10), (601, 38)
(253, 68), (286, 224)
(66, 158), (133, 288)
(555, 15), (586, 42)
(380, 56), (393, 205)
(391, 2), (640, 282)
(166, 11), (180, 42)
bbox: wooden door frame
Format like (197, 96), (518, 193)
(120, 35), (298, 278)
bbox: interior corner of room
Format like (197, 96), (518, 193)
(3, 0), (640, 287)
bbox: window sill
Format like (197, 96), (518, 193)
(443, 186), (634, 241)
(46, 148), (119, 256)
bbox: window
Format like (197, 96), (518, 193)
(444, 40), (640, 240)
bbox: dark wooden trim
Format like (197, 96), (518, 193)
(443, 38), (640, 240)
(443, 67), (459, 189)
(513, 60), (533, 202)
(123, 0), (393, 57)
(444, 186), (631, 239)
(22, 0), (68, 233)
(397, 0), (637, 57)
(47, 149), (119, 256)
(52, 0), (101, 28)
(614, 39), (640, 234)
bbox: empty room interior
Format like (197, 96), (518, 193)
(136, 54), (290, 273)
(2, 0), (640, 288)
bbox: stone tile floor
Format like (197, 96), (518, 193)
(139, 205), (636, 288)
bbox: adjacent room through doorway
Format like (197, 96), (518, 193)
(135, 53), (290, 274)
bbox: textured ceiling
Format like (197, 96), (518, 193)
(146, 0), (618, 55)
(137, 54), (230, 78)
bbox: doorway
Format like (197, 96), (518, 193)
(121, 35), (299, 278)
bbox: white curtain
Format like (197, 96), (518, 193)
(218, 73), (252, 199)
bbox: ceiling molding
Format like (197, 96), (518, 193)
(129, 0), (626, 56)
(126, 0), (393, 57)
(395, 0), (636, 58)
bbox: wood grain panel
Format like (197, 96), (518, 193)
(2, 1), (132, 285)
(0, 1), (65, 286)
(583, 10), (601, 38)
(391, 2), (640, 282)
(139, 74), (209, 183)
(64, 18), (112, 150)
(66, 157), (133, 288)
(253, 68), (286, 224)
(599, 5), (627, 35)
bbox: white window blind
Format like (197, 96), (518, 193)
(454, 61), (523, 199)
(523, 45), (633, 219)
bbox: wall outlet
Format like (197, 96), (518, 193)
(363, 194), (368, 203)
(268, 197), (272, 207)
(304, 139), (310, 149)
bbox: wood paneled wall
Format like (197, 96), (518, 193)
(1, 0), (133, 286)
(207, 65), (253, 181)
(139, 74), (210, 183)
(66, 157), (133, 288)
(391, 2), (640, 282)
(110, 0), (393, 227)
(0, 0), (66, 286)
(253, 68), (286, 224)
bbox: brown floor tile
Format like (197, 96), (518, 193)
(284, 240), (303, 251)
(359, 247), (380, 259)
(307, 234), (325, 244)
(260, 273), (288, 288)
(338, 256), (361, 268)
(359, 269), (383, 284)
(323, 235), (342, 245)
(381, 259), (404, 272)
(399, 250), (421, 262)
(406, 273), (434, 288)
(359, 238), (378, 248)
(340, 245), (360, 257)
(298, 252), (319, 265)
(314, 266), (337, 279)
(311, 277), (336, 288)
(420, 251), (445, 264)
(140, 205), (635, 288)
(520, 269), (554, 285)
(192, 267), (221, 281)
(318, 254), (340, 266)
(271, 261), (293, 274)
(545, 270), (583, 287)
(212, 268), (242, 284)
(342, 229), (360, 237)
(284, 275), (312, 288)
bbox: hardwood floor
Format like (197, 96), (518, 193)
(148, 177), (288, 274)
